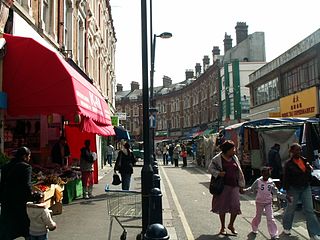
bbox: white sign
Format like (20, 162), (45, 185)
(116, 112), (127, 120)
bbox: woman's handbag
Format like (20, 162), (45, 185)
(112, 172), (122, 185)
(209, 175), (224, 195)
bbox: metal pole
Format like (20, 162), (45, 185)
(150, 35), (156, 158)
(141, 0), (154, 235)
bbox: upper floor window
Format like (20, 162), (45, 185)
(253, 78), (279, 106)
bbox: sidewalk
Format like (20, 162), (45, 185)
(49, 161), (176, 240)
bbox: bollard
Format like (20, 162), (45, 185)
(153, 164), (159, 175)
(144, 223), (170, 240)
(149, 188), (163, 225)
(153, 174), (161, 189)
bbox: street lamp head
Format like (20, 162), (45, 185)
(157, 32), (172, 39)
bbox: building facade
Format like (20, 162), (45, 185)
(115, 22), (267, 140)
(3, 0), (116, 111)
(247, 28), (320, 120)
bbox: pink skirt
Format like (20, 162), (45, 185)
(82, 171), (94, 187)
(211, 185), (241, 214)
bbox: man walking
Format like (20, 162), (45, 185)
(105, 143), (114, 167)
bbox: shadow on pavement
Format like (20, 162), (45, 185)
(195, 234), (233, 240)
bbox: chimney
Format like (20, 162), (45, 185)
(185, 69), (194, 80)
(212, 46), (221, 62)
(130, 81), (140, 91)
(203, 55), (210, 71)
(235, 22), (248, 44)
(116, 83), (123, 92)
(162, 75), (172, 88)
(223, 33), (233, 54)
(195, 63), (201, 77)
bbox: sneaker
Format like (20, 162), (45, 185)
(251, 231), (258, 234)
(83, 193), (89, 199)
(271, 236), (279, 240)
(311, 236), (320, 240)
(283, 229), (291, 235)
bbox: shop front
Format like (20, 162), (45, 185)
(1, 34), (115, 208)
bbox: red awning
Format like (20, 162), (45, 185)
(3, 34), (115, 136)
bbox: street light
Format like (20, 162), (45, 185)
(149, 32), (172, 156)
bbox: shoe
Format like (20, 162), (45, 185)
(283, 229), (291, 235)
(311, 236), (320, 240)
(251, 231), (258, 234)
(83, 193), (89, 199)
(271, 236), (279, 240)
(219, 228), (227, 235)
(228, 225), (238, 235)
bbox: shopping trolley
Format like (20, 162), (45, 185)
(105, 187), (142, 240)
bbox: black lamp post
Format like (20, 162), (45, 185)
(140, 0), (154, 235)
(149, 32), (172, 157)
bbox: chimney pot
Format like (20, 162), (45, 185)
(185, 70), (194, 80)
(235, 22), (248, 44)
(223, 33), (233, 54)
(116, 84), (123, 92)
(130, 81), (140, 91)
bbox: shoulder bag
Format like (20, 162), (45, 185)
(209, 161), (224, 195)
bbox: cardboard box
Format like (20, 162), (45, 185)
(49, 202), (62, 215)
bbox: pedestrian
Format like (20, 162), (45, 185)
(244, 166), (285, 240)
(173, 144), (181, 167)
(26, 191), (57, 240)
(51, 136), (71, 166)
(181, 145), (188, 167)
(0, 146), (33, 240)
(208, 140), (245, 236)
(80, 139), (96, 199)
(105, 142), (114, 167)
(268, 143), (282, 179)
(282, 143), (320, 239)
(114, 142), (136, 190)
(168, 144), (174, 165)
(192, 141), (197, 161)
(162, 144), (168, 165)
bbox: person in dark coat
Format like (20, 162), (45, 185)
(268, 143), (282, 179)
(51, 136), (70, 166)
(114, 142), (136, 190)
(0, 147), (33, 240)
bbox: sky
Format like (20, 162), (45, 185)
(110, 0), (320, 90)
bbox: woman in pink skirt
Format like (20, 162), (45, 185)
(208, 140), (245, 235)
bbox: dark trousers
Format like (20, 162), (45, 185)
(183, 157), (187, 167)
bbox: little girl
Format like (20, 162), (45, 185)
(26, 191), (57, 240)
(244, 166), (285, 240)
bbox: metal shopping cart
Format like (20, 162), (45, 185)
(105, 187), (142, 240)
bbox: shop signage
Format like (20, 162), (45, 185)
(269, 112), (281, 117)
(155, 131), (168, 137)
(116, 112), (127, 120)
(280, 87), (318, 117)
(111, 116), (119, 126)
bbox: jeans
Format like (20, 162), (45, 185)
(283, 185), (320, 237)
(30, 233), (48, 240)
(163, 154), (168, 165)
(121, 174), (131, 190)
(106, 154), (113, 166)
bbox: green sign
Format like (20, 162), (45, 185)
(155, 131), (168, 137)
(111, 116), (119, 126)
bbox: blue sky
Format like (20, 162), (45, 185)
(111, 0), (320, 90)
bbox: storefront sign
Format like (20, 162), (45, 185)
(269, 112), (281, 117)
(280, 87), (318, 117)
(116, 112), (127, 120)
(111, 116), (119, 126)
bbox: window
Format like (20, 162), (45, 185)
(282, 58), (319, 96)
(78, 20), (85, 68)
(253, 78), (279, 106)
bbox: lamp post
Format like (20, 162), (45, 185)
(140, 0), (154, 236)
(149, 32), (172, 156)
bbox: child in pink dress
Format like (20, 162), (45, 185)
(244, 167), (286, 240)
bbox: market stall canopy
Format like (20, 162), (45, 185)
(114, 126), (130, 140)
(3, 34), (115, 137)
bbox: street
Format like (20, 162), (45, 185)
(49, 157), (315, 240)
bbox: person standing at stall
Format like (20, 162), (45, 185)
(268, 143), (282, 179)
(51, 136), (70, 166)
(80, 140), (96, 199)
(0, 147), (33, 240)
(282, 143), (320, 239)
